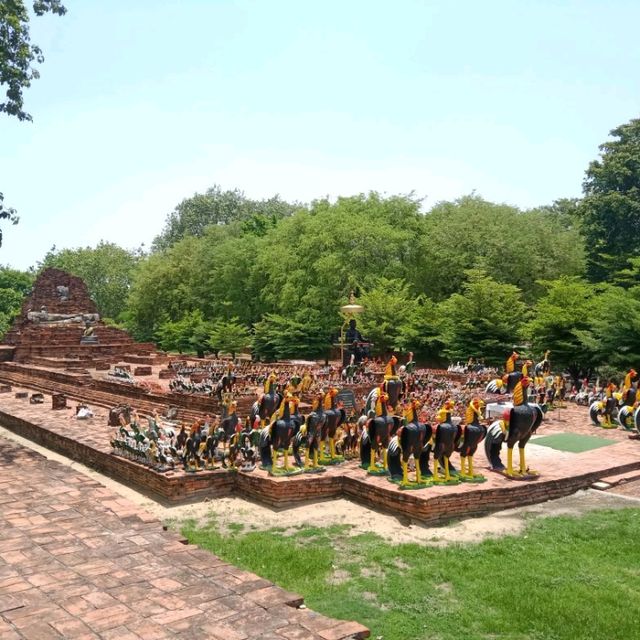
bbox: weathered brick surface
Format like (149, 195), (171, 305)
(2, 268), (167, 369)
(0, 437), (369, 639)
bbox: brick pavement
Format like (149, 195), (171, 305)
(0, 437), (369, 640)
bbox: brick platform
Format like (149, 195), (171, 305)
(0, 437), (369, 639)
(1, 388), (639, 523)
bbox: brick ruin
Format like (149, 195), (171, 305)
(2, 267), (160, 364)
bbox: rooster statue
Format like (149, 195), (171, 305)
(387, 398), (431, 488)
(259, 393), (303, 475)
(484, 376), (543, 478)
(431, 401), (462, 485)
(617, 369), (639, 430)
(457, 398), (487, 482)
(319, 387), (346, 463)
(365, 356), (405, 413)
(291, 391), (326, 471)
(360, 391), (399, 475)
(589, 382), (621, 429)
(250, 371), (282, 428)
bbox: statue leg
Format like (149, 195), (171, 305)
(506, 446), (518, 476)
(383, 448), (388, 471)
(369, 447), (376, 471)
(283, 447), (290, 471)
(459, 455), (467, 477)
(519, 445), (537, 475)
(304, 442), (312, 469)
(444, 457), (451, 481)
(468, 455), (475, 477)
(415, 458), (422, 484)
(433, 458), (441, 481)
(329, 438), (336, 459)
(401, 459), (409, 486)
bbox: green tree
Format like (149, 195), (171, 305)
(0, 265), (34, 337)
(589, 285), (640, 371)
(579, 118), (640, 281)
(358, 278), (421, 355)
(208, 318), (251, 358)
(397, 296), (443, 364)
(1, 0), (66, 244)
(420, 195), (585, 301)
(252, 312), (330, 361)
(525, 277), (599, 383)
(154, 310), (208, 355)
(437, 269), (527, 365)
(126, 236), (203, 341)
(39, 242), (141, 320)
(0, 264), (33, 293)
(255, 192), (426, 333)
(152, 185), (300, 251)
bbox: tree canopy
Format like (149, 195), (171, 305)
(1, 0), (66, 245)
(152, 185), (301, 251)
(579, 118), (640, 281)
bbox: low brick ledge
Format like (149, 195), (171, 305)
(3, 407), (640, 525)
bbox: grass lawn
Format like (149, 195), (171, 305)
(181, 508), (640, 640)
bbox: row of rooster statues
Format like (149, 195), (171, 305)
(589, 368), (640, 434)
(110, 350), (552, 487)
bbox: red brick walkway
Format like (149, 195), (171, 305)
(0, 438), (369, 640)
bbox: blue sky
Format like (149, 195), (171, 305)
(1, 0), (638, 269)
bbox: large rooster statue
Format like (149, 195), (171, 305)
(484, 377), (543, 478)
(387, 399), (431, 487)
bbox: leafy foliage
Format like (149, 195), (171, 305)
(152, 185), (300, 251)
(252, 312), (330, 361)
(421, 195), (585, 301)
(438, 269), (527, 364)
(358, 278), (422, 355)
(0, 0), (66, 121)
(208, 318), (251, 358)
(589, 284), (640, 371)
(579, 118), (640, 281)
(154, 310), (208, 355)
(0, 1), (66, 244)
(0, 265), (33, 337)
(525, 277), (599, 382)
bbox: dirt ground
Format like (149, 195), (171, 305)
(3, 424), (639, 546)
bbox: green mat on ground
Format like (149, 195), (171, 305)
(531, 433), (617, 453)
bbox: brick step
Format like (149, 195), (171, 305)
(598, 470), (640, 487)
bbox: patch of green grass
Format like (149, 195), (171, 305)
(181, 509), (640, 640)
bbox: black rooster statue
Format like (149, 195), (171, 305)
(292, 392), (326, 471)
(259, 393), (303, 475)
(617, 369), (638, 430)
(457, 398), (487, 483)
(360, 391), (399, 475)
(387, 398), (431, 488)
(250, 371), (282, 428)
(432, 402), (462, 485)
(484, 376), (543, 478)
(319, 387), (346, 463)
